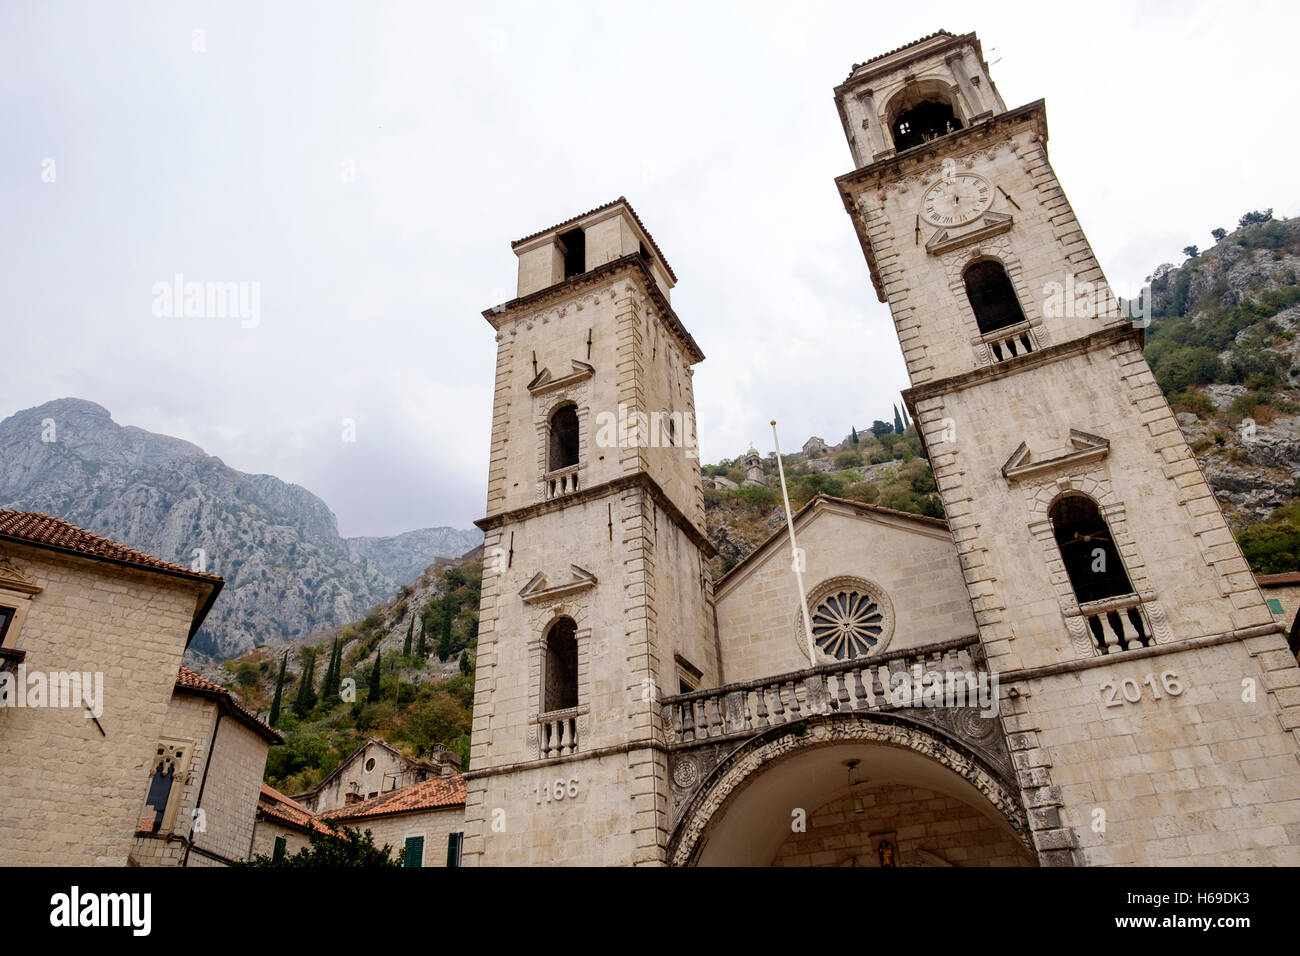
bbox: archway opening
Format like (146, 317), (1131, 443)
(1049, 493), (1134, 605)
(964, 260), (1025, 336)
(892, 100), (963, 152)
(548, 404), (579, 471)
(543, 617), (578, 712)
(678, 729), (1035, 867)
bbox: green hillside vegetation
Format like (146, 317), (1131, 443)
(1143, 211), (1300, 572)
(225, 557), (481, 795)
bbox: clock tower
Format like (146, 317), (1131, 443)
(834, 31), (1300, 865)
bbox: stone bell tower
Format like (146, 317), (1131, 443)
(462, 198), (719, 866)
(834, 31), (1300, 865)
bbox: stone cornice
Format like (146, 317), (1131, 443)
(476, 470), (716, 558)
(482, 255), (704, 365)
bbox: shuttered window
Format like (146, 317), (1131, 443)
(447, 832), (463, 868)
(403, 835), (424, 868)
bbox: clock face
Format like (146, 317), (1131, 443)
(920, 174), (993, 227)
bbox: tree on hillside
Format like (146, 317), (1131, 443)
(438, 602), (454, 661)
(871, 420), (892, 438)
(1211, 228), (1227, 242)
(415, 621), (427, 660)
(403, 617), (414, 657)
(893, 405), (905, 435)
(368, 649), (382, 703)
(269, 652), (288, 727)
(850, 426), (859, 445)
(900, 404), (910, 429)
(1239, 209), (1274, 229)
(293, 648), (318, 715)
(321, 638), (343, 707)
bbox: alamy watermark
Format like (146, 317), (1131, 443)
(0, 666), (104, 718)
(152, 274), (260, 328)
(1042, 273), (1151, 328)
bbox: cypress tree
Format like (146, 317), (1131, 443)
(438, 601), (454, 662)
(294, 648), (318, 715)
(901, 404), (911, 429)
(893, 404), (905, 436)
(415, 621), (427, 660)
(403, 617), (414, 658)
(322, 638), (342, 704)
(850, 426), (859, 445)
(368, 649), (382, 703)
(269, 652), (287, 727)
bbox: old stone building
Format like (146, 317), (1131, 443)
(292, 737), (461, 815)
(462, 30), (1300, 866)
(0, 511), (227, 866)
(130, 667), (282, 866)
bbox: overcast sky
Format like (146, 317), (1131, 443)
(3, 1), (1297, 536)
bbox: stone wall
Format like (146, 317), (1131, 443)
(130, 690), (270, 866)
(343, 806), (466, 867)
(0, 541), (205, 866)
(715, 499), (977, 684)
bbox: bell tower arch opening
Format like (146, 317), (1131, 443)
(885, 79), (965, 152)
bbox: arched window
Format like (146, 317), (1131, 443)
(892, 100), (962, 152)
(548, 404), (579, 471)
(964, 260), (1026, 336)
(1050, 494), (1134, 605)
(543, 617), (579, 712)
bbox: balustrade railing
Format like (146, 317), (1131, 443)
(538, 707), (582, 757)
(982, 321), (1038, 363)
(659, 636), (983, 745)
(545, 466), (581, 500)
(1068, 593), (1155, 656)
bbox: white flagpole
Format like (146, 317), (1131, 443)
(771, 420), (817, 667)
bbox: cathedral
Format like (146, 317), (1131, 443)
(461, 30), (1300, 866)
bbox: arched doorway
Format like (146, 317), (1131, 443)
(669, 714), (1036, 867)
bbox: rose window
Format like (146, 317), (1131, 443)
(810, 589), (886, 660)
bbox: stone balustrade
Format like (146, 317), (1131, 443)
(660, 635), (984, 746)
(1068, 592), (1155, 655)
(538, 707), (582, 757)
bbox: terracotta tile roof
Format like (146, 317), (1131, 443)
(258, 783), (333, 835)
(0, 510), (223, 639)
(1257, 572), (1300, 587)
(176, 666), (283, 744)
(510, 196), (678, 284)
(328, 774), (467, 821)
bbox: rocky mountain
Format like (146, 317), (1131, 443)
(0, 398), (481, 656)
(1145, 213), (1300, 527)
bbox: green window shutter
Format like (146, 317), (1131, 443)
(447, 831), (463, 868)
(1267, 598), (1284, 615)
(272, 835), (286, 863)
(404, 835), (424, 868)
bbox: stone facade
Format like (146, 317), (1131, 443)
(0, 537), (217, 866)
(293, 738), (459, 815)
(462, 31), (1300, 867)
(833, 30), (1300, 866)
(130, 678), (276, 867)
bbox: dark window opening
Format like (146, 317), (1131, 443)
(892, 101), (962, 152)
(144, 763), (174, 833)
(272, 835), (287, 862)
(0, 606), (13, 643)
(559, 227), (585, 279)
(639, 241), (653, 265)
(447, 831), (464, 867)
(544, 617), (579, 712)
(964, 260), (1026, 336)
(548, 404), (580, 471)
(1050, 494), (1134, 605)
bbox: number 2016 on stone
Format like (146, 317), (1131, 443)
(1100, 671), (1183, 707)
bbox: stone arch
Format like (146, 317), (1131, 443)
(1020, 471), (1174, 655)
(881, 79), (967, 152)
(941, 239), (1047, 364)
(525, 601), (592, 752)
(668, 712), (1031, 867)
